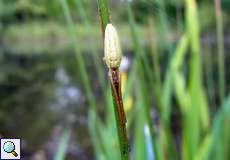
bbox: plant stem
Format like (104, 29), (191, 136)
(155, 0), (173, 59)
(203, 40), (216, 110)
(214, 0), (225, 105)
(124, 1), (164, 159)
(185, 0), (209, 159)
(54, 128), (71, 160)
(59, 0), (96, 110)
(97, 1), (129, 160)
(110, 70), (129, 160)
(75, 0), (107, 101)
(60, 1), (107, 159)
(97, 0), (111, 36)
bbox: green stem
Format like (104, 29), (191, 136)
(155, 0), (173, 59)
(97, 1), (129, 160)
(75, 0), (107, 101)
(214, 0), (225, 105)
(97, 0), (111, 36)
(54, 128), (71, 160)
(60, 1), (107, 159)
(203, 40), (216, 109)
(110, 73), (129, 160)
(185, 0), (207, 159)
(124, 0), (155, 89)
(124, 1), (162, 159)
(59, 0), (96, 110)
(148, 17), (162, 89)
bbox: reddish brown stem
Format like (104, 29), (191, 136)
(110, 70), (127, 125)
(109, 69), (129, 160)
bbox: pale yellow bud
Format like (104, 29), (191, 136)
(104, 24), (121, 69)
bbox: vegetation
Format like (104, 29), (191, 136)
(0, 0), (230, 160)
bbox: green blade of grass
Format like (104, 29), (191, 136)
(147, 17), (163, 109)
(124, 1), (161, 159)
(184, 0), (210, 159)
(54, 128), (71, 160)
(214, 0), (226, 105)
(184, 0), (201, 157)
(155, 0), (173, 59)
(75, 0), (107, 102)
(171, 34), (189, 112)
(194, 95), (230, 160)
(207, 95), (230, 160)
(59, 0), (96, 110)
(88, 109), (114, 160)
(59, 1), (108, 159)
(124, 0), (155, 89)
(203, 42), (216, 109)
(133, 86), (148, 160)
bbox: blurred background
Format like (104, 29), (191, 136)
(0, 0), (230, 160)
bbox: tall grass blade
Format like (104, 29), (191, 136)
(59, 0), (96, 110)
(203, 42), (216, 109)
(155, 0), (173, 58)
(206, 95), (230, 160)
(133, 90), (147, 160)
(75, 0), (107, 101)
(124, 1), (160, 159)
(148, 17), (162, 107)
(184, 0), (210, 159)
(124, 0), (155, 90)
(214, 0), (226, 105)
(54, 128), (71, 160)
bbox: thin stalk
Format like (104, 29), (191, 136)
(54, 128), (71, 160)
(134, 78), (149, 160)
(60, 0), (96, 110)
(136, 68), (160, 160)
(185, 0), (201, 158)
(176, 3), (183, 32)
(60, 1), (109, 158)
(88, 110), (109, 160)
(124, 1), (161, 159)
(206, 95), (230, 159)
(125, 1), (179, 159)
(214, 0), (225, 105)
(124, 0), (155, 90)
(148, 17), (162, 90)
(154, 0), (176, 131)
(155, 0), (173, 59)
(147, 17), (163, 109)
(110, 70), (129, 160)
(97, 0), (111, 36)
(184, 0), (210, 159)
(153, 0), (177, 129)
(75, 0), (107, 100)
(203, 40), (216, 110)
(96, 2), (129, 159)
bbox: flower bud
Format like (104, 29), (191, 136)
(104, 24), (121, 69)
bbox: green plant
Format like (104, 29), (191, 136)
(214, 0), (226, 105)
(97, 1), (129, 159)
(57, 0), (229, 159)
(54, 128), (71, 160)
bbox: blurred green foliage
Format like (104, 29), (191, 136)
(0, 0), (230, 159)
(0, 0), (93, 24)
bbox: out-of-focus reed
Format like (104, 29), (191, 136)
(56, 0), (230, 160)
